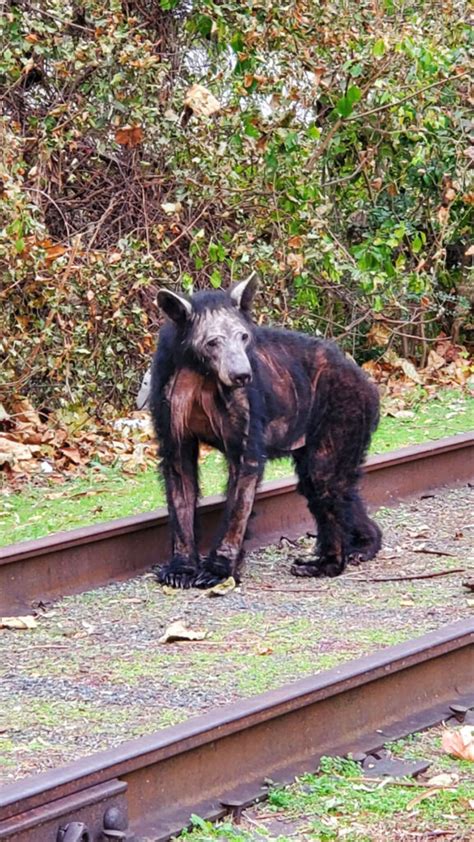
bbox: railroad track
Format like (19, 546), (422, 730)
(0, 432), (473, 841)
(1, 432), (473, 615)
(0, 621), (472, 841)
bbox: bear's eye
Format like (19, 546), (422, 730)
(206, 338), (219, 349)
(242, 332), (249, 342)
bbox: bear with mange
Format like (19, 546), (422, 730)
(150, 274), (381, 588)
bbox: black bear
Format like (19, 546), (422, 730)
(150, 274), (381, 588)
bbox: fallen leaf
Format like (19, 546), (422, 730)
(184, 84), (221, 117)
(442, 726), (474, 761)
(399, 358), (423, 384)
(161, 201), (182, 215)
(60, 447), (82, 465)
(1, 615), (37, 630)
(115, 125), (144, 147)
(44, 243), (67, 262)
(426, 350), (446, 370)
(367, 323), (392, 347)
(287, 252), (304, 274)
(287, 235), (304, 249)
(0, 436), (34, 464)
(437, 205), (449, 224)
(393, 409), (415, 419)
(204, 576), (236, 597)
(0, 404), (10, 423)
(426, 772), (459, 787)
(159, 620), (207, 643)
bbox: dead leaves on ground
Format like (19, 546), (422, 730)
(0, 615), (37, 630)
(115, 125), (144, 147)
(1, 330), (472, 488)
(362, 334), (473, 417)
(159, 620), (207, 644)
(0, 398), (157, 486)
(204, 576), (237, 597)
(442, 726), (474, 762)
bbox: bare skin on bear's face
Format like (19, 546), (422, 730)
(150, 276), (381, 589)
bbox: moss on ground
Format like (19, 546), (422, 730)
(1, 389), (472, 547)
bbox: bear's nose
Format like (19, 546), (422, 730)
(229, 371), (252, 387)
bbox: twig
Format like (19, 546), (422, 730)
(350, 567), (465, 583)
(332, 773), (456, 790)
(412, 547), (457, 557)
(245, 584), (329, 594)
(348, 70), (470, 121)
(305, 60), (390, 169)
(163, 205), (210, 251)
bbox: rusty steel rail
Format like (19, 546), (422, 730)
(0, 620), (473, 841)
(1, 432), (473, 615)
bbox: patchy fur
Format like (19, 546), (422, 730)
(150, 279), (381, 588)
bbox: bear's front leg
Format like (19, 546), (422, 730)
(155, 441), (200, 589)
(194, 463), (262, 589)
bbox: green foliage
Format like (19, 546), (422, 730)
(0, 1), (472, 407)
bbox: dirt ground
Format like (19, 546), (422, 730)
(0, 483), (472, 786)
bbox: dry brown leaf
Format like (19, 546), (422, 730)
(426, 772), (459, 788)
(399, 358), (423, 384)
(204, 576), (236, 597)
(161, 201), (182, 215)
(441, 726), (474, 761)
(60, 447), (83, 465)
(44, 243), (67, 262)
(437, 205), (449, 224)
(159, 620), (207, 643)
(287, 235), (304, 249)
(184, 84), (221, 117)
(287, 252), (304, 274)
(115, 125), (144, 147)
(1, 615), (37, 630)
(367, 323), (392, 347)
(426, 350), (446, 370)
(0, 436), (35, 464)
(10, 398), (43, 427)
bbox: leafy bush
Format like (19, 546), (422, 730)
(1, 0), (472, 410)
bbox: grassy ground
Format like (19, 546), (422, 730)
(180, 728), (474, 841)
(0, 389), (472, 547)
(1, 485), (472, 785)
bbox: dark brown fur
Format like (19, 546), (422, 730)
(150, 282), (381, 588)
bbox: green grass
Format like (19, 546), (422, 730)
(1, 389), (472, 547)
(179, 751), (474, 841)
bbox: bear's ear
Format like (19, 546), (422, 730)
(230, 271), (258, 312)
(157, 289), (193, 323)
